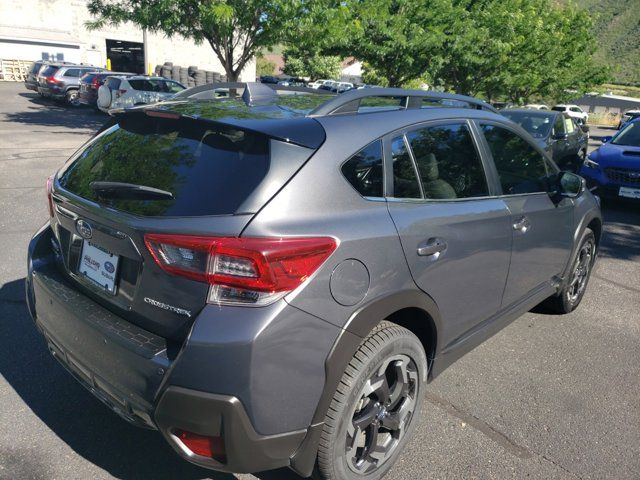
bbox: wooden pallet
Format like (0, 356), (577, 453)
(0, 59), (31, 81)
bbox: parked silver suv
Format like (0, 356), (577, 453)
(27, 84), (601, 480)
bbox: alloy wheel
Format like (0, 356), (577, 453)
(346, 354), (418, 475)
(567, 239), (595, 304)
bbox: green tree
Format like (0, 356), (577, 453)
(294, 0), (458, 87)
(256, 55), (276, 77)
(432, 0), (608, 102)
(282, 48), (342, 80)
(86, 0), (304, 82)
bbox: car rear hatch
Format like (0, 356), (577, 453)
(49, 107), (324, 343)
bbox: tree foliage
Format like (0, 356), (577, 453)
(293, 0), (608, 100)
(86, 0), (303, 81)
(282, 48), (342, 80)
(256, 55), (276, 76)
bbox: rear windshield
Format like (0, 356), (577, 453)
(41, 66), (59, 77)
(551, 106), (566, 112)
(58, 116), (271, 216)
(81, 73), (97, 83)
(30, 62), (43, 74)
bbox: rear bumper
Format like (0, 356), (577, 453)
(26, 224), (334, 473)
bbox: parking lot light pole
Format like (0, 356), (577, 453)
(143, 29), (149, 75)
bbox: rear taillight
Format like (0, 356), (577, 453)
(144, 234), (337, 306)
(46, 175), (54, 217)
(46, 75), (60, 85)
(91, 77), (101, 88)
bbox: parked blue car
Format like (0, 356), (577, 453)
(580, 118), (640, 201)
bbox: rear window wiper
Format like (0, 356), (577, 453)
(90, 181), (174, 201)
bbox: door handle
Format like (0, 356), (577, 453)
(417, 238), (447, 257)
(513, 216), (531, 233)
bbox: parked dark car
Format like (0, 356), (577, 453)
(24, 60), (55, 91)
(502, 109), (589, 172)
(79, 71), (135, 108)
(580, 117), (640, 201)
(28, 85), (601, 480)
(37, 64), (105, 105)
(259, 75), (280, 84)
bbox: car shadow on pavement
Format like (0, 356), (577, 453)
(0, 278), (233, 480)
(598, 203), (640, 262)
(8, 93), (108, 132)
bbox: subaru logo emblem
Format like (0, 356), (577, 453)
(76, 219), (92, 239)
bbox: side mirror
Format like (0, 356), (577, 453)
(558, 171), (585, 198)
(581, 124), (590, 133)
(553, 132), (569, 141)
(601, 136), (613, 144)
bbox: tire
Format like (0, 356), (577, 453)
(65, 89), (80, 107)
(316, 321), (427, 480)
(542, 228), (596, 314)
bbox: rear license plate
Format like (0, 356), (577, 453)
(79, 240), (120, 294)
(619, 187), (640, 199)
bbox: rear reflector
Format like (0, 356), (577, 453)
(175, 429), (226, 462)
(144, 234), (337, 306)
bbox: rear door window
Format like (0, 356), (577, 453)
(406, 123), (488, 199)
(104, 78), (121, 90)
(129, 79), (164, 91)
(164, 81), (185, 93)
(58, 116), (273, 217)
(480, 124), (550, 195)
(64, 69), (80, 77)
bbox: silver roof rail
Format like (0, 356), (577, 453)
(172, 82), (497, 114)
(172, 81), (331, 105)
(307, 88), (498, 116)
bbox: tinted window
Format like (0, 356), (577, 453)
(58, 117), (272, 217)
(553, 115), (565, 135)
(81, 73), (96, 84)
(164, 81), (185, 93)
(481, 124), (550, 195)
(570, 107), (582, 113)
(342, 141), (384, 197)
(129, 79), (168, 91)
(64, 69), (80, 77)
(407, 123), (488, 199)
(105, 78), (121, 89)
(391, 136), (421, 198)
(40, 66), (59, 77)
(551, 106), (566, 112)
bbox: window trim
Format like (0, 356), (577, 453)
(383, 118), (496, 202)
(473, 119), (559, 198)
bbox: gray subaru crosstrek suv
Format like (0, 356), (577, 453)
(26, 84), (602, 480)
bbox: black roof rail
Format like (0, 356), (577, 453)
(307, 88), (498, 115)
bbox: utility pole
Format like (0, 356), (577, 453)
(143, 29), (149, 75)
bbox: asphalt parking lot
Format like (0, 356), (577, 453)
(0, 81), (638, 480)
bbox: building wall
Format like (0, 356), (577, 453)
(0, 0), (255, 80)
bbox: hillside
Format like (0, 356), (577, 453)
(558, 0), (640, 84)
